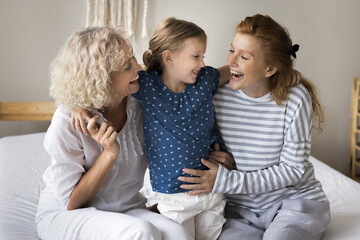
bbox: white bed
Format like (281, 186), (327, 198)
(1, 132), (360, 239)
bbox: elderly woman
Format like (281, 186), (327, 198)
(36, 26), (189, 240)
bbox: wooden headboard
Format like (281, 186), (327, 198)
(0, 102), (56, 121)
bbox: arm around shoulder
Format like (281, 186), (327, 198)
(217, 65), (230, 86)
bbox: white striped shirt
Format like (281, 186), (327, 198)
(212, 84), (327, 213)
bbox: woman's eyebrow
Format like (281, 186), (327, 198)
(231, 43), (253, 56)
(121, 57), (132, 68)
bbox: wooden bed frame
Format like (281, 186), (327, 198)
(0, 102), (56, 121)
(349, 77), (360, 182)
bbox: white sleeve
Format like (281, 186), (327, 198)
(43, 108), (85, 207)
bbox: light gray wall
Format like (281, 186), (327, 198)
(0, 0), (86, 136)
(1, 0), (359, 176)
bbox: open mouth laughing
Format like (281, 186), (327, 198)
(192, 70), (199, 76)
(130, 75), (139, 84)
(230, 70), (244, 79)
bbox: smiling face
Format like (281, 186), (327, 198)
(162, 37), (206, 92)
(227, 33), (276, 98)
(111, 45), (142, 104)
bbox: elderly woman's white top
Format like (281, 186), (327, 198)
(36, 96), (147, 222)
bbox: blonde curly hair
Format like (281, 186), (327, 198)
(49, 26), (131, 110)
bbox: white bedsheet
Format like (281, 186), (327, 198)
(311, 158), (360, 239)
(0, 133), (49, 239)
(0, 132), (360, 239)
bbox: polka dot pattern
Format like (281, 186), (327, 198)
(133, 67), (220, 193)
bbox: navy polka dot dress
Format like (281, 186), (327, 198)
(133, 66), (220, 193)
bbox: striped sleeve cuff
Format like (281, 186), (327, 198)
(212, 165), (246, 194)
(212, 165), (230, 193)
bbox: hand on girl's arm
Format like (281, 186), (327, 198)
(290, 69), (302, 86)
(217, 65), (230, 86)
(208, 143), (236, 170)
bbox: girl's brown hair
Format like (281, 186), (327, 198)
(237, 14), (324, 132)
(144, 17), (207, 75)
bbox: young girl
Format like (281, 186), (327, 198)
(179, 14), (330, 240)
(135, 17), (232, 240)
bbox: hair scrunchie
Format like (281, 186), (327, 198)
(291, 44), (300, 58)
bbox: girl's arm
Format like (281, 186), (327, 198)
(71, 109), (94, 135)
(217, 65), (230, 87)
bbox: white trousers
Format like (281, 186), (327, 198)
(156, 192), (226, 240)
(37, 207), (192, 240)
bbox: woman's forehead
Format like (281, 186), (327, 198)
(233, 33), (262, 53)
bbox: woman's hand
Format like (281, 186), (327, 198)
(88, 115), (120, 158)
(290, 69), (302, 87)
(178, 143), (236, 196)
(178, 158), (219, 196)
(71, 109), (95, 135)
(67, 115), (119, 210)
(208, 143), (236, 170)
